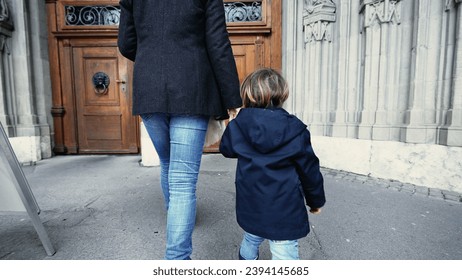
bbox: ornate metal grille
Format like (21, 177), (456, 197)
(65, 5), (120, 26)
(225, 1), (263, 22)
(64, 2), (263, 26)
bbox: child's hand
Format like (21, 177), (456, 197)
(228, 108), (239, 120)
(309, 208), (321, 214)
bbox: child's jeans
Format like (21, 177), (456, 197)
(239, 231), (300, 260)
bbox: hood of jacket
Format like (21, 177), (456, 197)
(234, 107), (307, 154)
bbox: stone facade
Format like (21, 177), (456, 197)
(0, 0), (53, 164)
(283, 0), (462, 192)
(2, 0), (461, 193)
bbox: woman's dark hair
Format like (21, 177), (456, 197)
(240, 68), (289, 108)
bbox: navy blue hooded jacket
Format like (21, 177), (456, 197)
(220, 107), (325, 240)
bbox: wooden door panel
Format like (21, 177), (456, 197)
(85, 114), (122, 140)
(73, 46), (138, 153)
(82, 53), (120, 106)
(232, 42), (264, 82)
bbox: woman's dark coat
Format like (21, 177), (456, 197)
(220, 108), (326, 240)
(118, 0), (242, 118)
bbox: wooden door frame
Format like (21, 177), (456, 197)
(46, 0), (139, 154)
(46, 0), (281, 154)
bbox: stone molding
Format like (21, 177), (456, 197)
(360, 0), (401, 29)
(446, 0), (462, 10)
(303, 0), (336, 43)
(0, 0), (12, 34)
(0, 0), (9, 21)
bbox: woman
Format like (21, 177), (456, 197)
(118, 0), (242, 260)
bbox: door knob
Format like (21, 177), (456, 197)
(116, 78), (127, 94)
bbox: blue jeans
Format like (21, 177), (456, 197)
(141, 113), (208, 260)
(240, 231), (300, 260)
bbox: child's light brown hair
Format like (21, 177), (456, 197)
(240, 68), (289, 108)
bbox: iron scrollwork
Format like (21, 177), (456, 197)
(224, 1), (263, 22)
(65, 5), (120, 26)
(64, 2), (263, 26)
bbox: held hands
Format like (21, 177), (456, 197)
(309, 208), (322, 214)
(228, 108), (239, 121)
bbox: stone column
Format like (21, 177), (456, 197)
(301, 0), (337, 136)
(26, 0), (53, 158)
(0, 0), (14, 136)
(358, 0), (404, 140)
(283, 0), (304, 118)
(331, 0), (362, 138)
(441, 0), (462, 146)
(404, 0), (448, 144)
(8, 0), (39, 137)
(1, 0), (52, 162)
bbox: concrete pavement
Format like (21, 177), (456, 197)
(1, 154), (461, 260)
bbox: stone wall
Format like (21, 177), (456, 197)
(0, 0), (53, 163)
(282, 0), (462, 193)
(0, 0), (14, 135)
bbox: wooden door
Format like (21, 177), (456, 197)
(72, 46), (138, 153)
(46, 0), (139, 155)
(46, 0), (279, 155)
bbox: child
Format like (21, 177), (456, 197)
(219, 68), (326, 260)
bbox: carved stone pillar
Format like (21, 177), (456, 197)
(283, 0), (303, 117)
(441, 0), (462, 146)
(358, 0), (404, 141)
(303, 0), (336, 43)
(331, 0), (362, 138)
(7, 0), (40, 138)
(404, 0), (450, 144)
(302, 0), (336, 135)
(1, 0), (53, 161)
(0, 0), (14, 136)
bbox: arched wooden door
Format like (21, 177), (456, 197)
(46, 0), (281, 154)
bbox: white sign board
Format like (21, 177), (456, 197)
(0, 121), (55, 256)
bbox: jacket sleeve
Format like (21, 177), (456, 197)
(293, 131), (326, 208)
(117, 0), (137, 61)
(205, 0), (242, 110)
(219, 124), (238, 158)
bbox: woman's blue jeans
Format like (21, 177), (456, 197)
(141, 113), (208, 260)
(240, 231), (300, 260)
